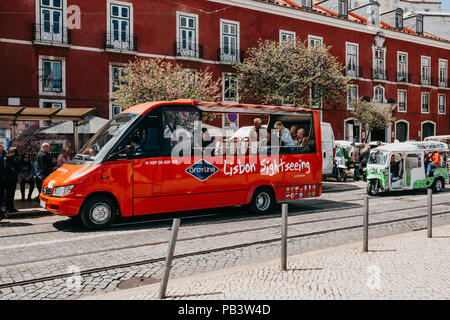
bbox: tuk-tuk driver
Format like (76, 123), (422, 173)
(426, 151), (440, 177)
(390, 154), (401, 183)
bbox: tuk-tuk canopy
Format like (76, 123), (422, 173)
(374, 141), (449, 153)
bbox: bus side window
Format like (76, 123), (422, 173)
(124, 115), (162, 157)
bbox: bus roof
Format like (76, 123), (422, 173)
(123, 100), (313, 116)
(374, 141), (449, 153)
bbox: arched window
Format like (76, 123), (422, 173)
(373, 86), (385, 103)
(421, 122), (435, 140)
(395, 121), (408, 142)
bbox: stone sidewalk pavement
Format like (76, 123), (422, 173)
(83, 224), (450, 300)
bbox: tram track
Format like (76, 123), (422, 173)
(1, 201), (449, 290)
(0, 189), (437, 240)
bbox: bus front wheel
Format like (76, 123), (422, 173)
(80, 195), (118, 230)
(249, 187), (275, 214)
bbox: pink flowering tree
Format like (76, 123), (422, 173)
(112, 58), (221, 110)
(234, 38), (349, 108)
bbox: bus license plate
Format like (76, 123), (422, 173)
(40, 200), (46, 209)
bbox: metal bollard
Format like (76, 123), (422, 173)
(427, 189), (432, 238)
(159, 218), (180, 299)
(363, 196), (369, 252)
(281, 203), (288, 271)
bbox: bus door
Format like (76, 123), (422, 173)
(123, 111), (165, 215)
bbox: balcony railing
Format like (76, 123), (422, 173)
(174, 42), (203, 59)
(345, 66), (363, 78)
(398, 102), (406, 112)
(218, 48), (244, 64)
(372, 69), (388, 81)
(32, 23), (71, 45)
(421, 75), (433, 86)
(396, 72), (411, 83)
(438, 78), (448, 88)
(104, 33), (138, 52)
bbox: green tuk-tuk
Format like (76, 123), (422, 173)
(366, 141), (449, 196)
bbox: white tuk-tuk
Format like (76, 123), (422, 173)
(365, 141), (449, 196)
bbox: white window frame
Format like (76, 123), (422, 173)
(344, 117), (361, 143)
(39, 55), (66, 96)
(397, 89), (407, 113)
(106, 0), (134, 51)
(421, 92), (430, 114)
(308, 35), (323, 48)
(397, 51), (408, 82)
(438, 59), (448, 87)
(176, 11), (199, 58)
(438, 94), (446, 115)
(222, 73), (238, 104)
(347, 84), (358, 110)
(109, 62), (127, 97)
(372, 47), (386, 80)
(39, 98), (66, 127)
(279, 30), (296, 47)
(345, 42), (359, 77)
(35, 0), (68, 44)
(395, 120), (409, 142)
(421, 56), (431, 86)
(373, 85), (385, 103)
(220, 19), (240, 63)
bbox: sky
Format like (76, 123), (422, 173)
(442, 0), (450, 12)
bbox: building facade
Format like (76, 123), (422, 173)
(0, 0), (449, 146)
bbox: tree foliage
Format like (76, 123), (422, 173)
(350, 98), (396, 142)
(234, 38), (350, 107)
(112, 58), (221, 110)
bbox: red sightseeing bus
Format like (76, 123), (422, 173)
(39, 100), (323, 229)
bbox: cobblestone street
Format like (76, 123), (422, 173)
(1, 181), (450, 300)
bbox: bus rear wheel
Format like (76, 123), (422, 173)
(80, 195), (117, 230)
(249, 187), (275, 214)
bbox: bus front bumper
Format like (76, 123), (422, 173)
(39, 194), (84, 216)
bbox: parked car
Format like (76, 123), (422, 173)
(321, 122), (335, 179)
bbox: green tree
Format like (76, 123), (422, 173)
(112, 58), (221, 110)
(350, 98), (396, 142)
(234, 38), (350, 107)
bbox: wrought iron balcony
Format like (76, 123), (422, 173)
(396, 72), (410, 83)
(372, 69), (388, 81)
(218, 48), (244, 64)
(421, 75), (433, 86)
(174, 42), (203, 59)
(32, 23), (71, 45)
(438, 78), (448, 88)
(104, 33), (138, 52)
(345, 66), (363, 78)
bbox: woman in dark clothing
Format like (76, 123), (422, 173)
(18, 154), (35, 201)
(5, 147), (20, 213)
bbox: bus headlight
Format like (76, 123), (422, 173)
(52, 185), (75, 197)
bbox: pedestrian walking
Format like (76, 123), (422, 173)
(352, 144), (361, 180)
(359, 144), (371, 181)
(35, 143), (54, 201)
(18, 154), (35, 201)
(57, 146), (71, 168)
(4, 147), (20, 213)
(0, 145), (6, 221)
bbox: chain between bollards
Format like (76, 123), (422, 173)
(281, 203), (288, 271)
(363, 196), (369, 252)
(427, 188), (432, 238)
(159, 218), (180, 299)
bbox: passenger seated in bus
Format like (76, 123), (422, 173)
(274, 121), (295, 150)
(295, 128), (306, 147)
(249, 118), (263, 142)
(426, 151), (440, 177)
(290, 125), (299, 140)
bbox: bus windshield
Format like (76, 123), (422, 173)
(368, 151), (389, 165)
(75, 113), (139, 161)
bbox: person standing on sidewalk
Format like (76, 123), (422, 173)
(18, 154), (35, 201)
(4, 147), (20, 213)
(35, 143), (54, 202)
(0, 145), (6, 221)
(57, 147), (71, 168)
(352, 145), (361, 181)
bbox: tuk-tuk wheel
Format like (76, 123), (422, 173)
(366, 180), (379, 196)
(431, 177), (445, 193)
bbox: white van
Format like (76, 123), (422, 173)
(321, 122), (335, 178)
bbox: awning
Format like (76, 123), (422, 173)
(0, 106), (96, 121)
(40, 116), (109, 134)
